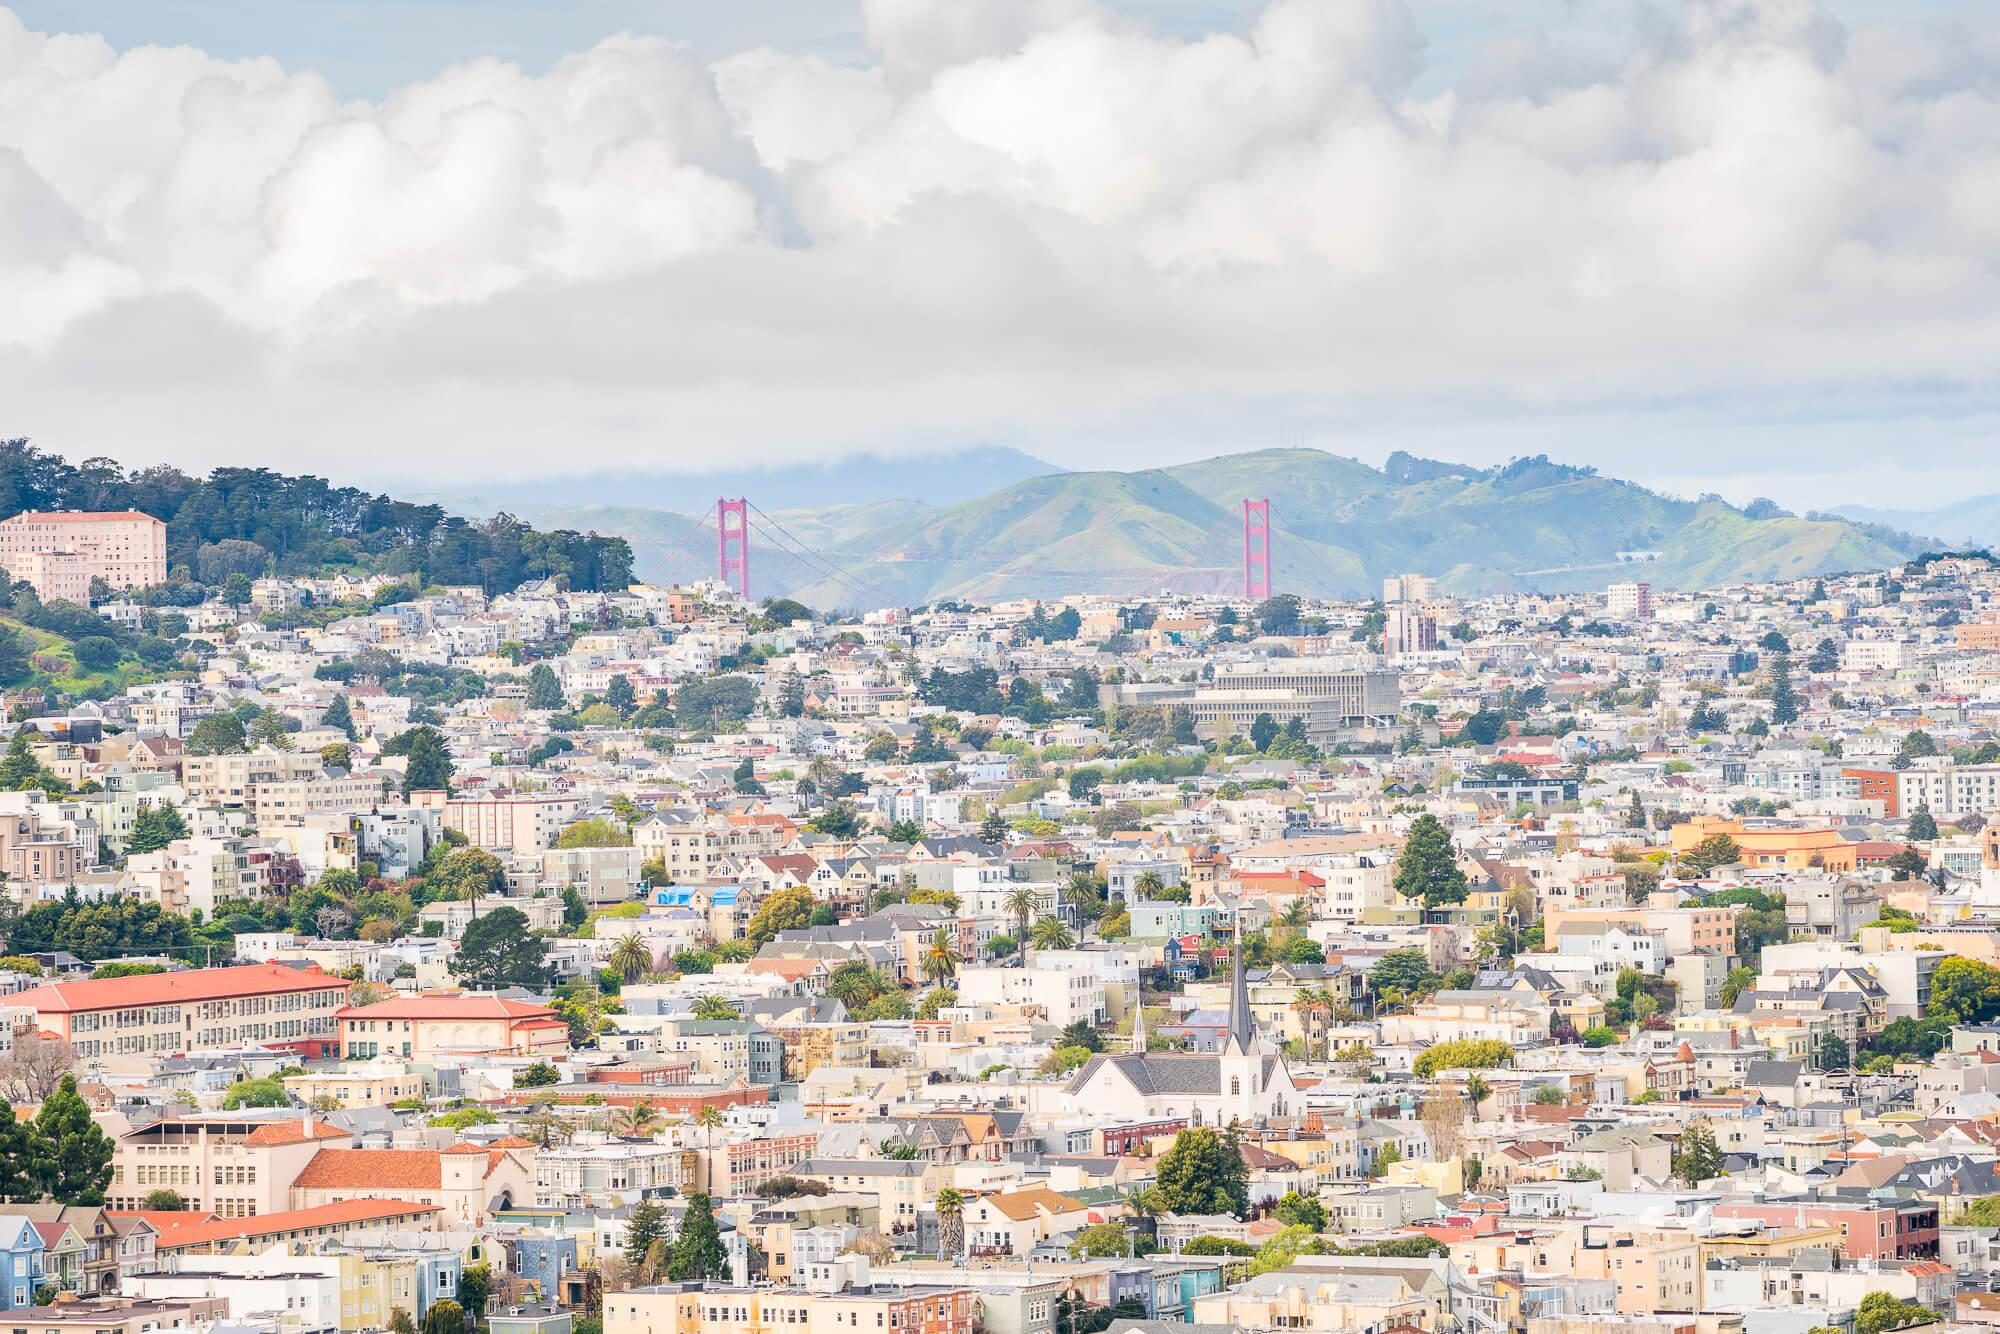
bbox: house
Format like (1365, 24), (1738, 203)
(290, 1143), (536, 1225)
(336, 995), (569, 1061)
(960, 1188), (1094, 1258)
(0, 1216), (46, 1310)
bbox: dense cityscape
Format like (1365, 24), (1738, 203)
(0, 504), (1991, 1334)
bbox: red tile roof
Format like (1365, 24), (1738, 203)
(241, 1120), (353, 1148)
(12, 962), (342, 1013)
(335, 995), (556, 1021)
(126, 1199), (442, 1251)
(293, 1148), (443, 1191)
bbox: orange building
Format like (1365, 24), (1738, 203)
(1844, 768), (1901, 818)
(1671, 816), (1857, 872)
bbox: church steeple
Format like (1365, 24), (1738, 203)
(1226, 914), (1254, 1055)
(1130, 996), (1147, 1052)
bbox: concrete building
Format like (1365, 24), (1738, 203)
(0, 510), (168, 600)
(12, 962), (348, 1065)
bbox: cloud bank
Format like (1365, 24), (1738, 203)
(1, 0), (1998, 494)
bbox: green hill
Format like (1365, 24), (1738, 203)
(447, 448), (1933, 608)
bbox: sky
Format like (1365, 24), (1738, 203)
(1, 0), (1998, 513)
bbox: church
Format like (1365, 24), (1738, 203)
(1063, 932), (1299, 1126)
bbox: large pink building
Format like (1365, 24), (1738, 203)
(0, 510), (168, 601)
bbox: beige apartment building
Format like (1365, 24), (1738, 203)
(249, 771), (392, 824)
(606, 1282), (974, 1334)
(0, 510), (168, 600)
(108, 1114), (353, 1216)
(184, 751), (327, 807)
(11, 962), (350, 1065)
(412, 790), (576, 855)
(1534, 1226), (1701, 1316)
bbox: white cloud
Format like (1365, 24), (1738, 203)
(0, 0), (1998, 500)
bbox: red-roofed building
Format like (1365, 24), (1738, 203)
(289, 1142), (533, 1224)
(12, 962), (348, 1063)
(130, 1200), (445, 1256)
(336, 993), (568, 1061)
(109, 1114), (355, 1215)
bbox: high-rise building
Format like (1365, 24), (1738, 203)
(1384, 607), (1439, 655)
(1606, 581), (1654, 620)
(0, 510), (167, 601)
(1382, 572), (1437, 604)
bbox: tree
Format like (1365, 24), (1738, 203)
(1369, 948), (1436, 1001)
(0, 1101), (34, 1202)
(690, 995), (737, 1021)
(1680, 834), (1743, 876)
(1807, 638), (1840, 673)
(186, 712), (247, 756)
(1272, 1190), (1327, 1230)
(390, 1311), (417, 1334)
(624, 1199), (668, 1266)
(222, 1075), (289, 1108)
(429, 847), (506, 916)
(1889, 846), (1929, 881)
(1249, 713), (1278, 753)
(1818, 1032), (1850, 1072)
(1412, 1039), (1513, 1079)
(1256, 595), (1302, 636)
(1929, 956), (2000, 1024)
(610, 933), (656, 984)
(921, 929), (958, 985)
(1854, 1291), (1936, 1334)
(1393, 814), (1468, 908)
(1907, 802), (1939, 842)
(1030, 916), (1074, 951)
(527, 664), (566, 710)
(668, 1193), (729, 1281)
(321, 694), (357, 739)
(1719, 965), (1755, 1008)
(124, 802), (191, 856)
(605, 675), (637, 716)
(558, 818), (631, 848)
(422, 1301), (466, 1334)
(1671, 1118), (1723, 1186)
(1005, 888), (1038, 959)
(455, 1262), (492, 1323)
(746, 887), (815, 947)
(1150, 1126), (1249, 1218)
(450, 907), (549, 988)
(1068, 1222), (1133, 1259)
(978, 809), (1009, 846)
(516, 1060), (560, 1088)
(1767, 653), (1799, 725)
(935, 1187), (965, 1258)
(29, 1074), (114, 1204)
(399, 726), (455, 795)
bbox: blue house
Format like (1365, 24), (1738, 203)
(0, 1216), (47, 1310)
(505, 1235), (579, 1307)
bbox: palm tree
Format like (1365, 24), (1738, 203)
(1030, 916), (1074, 952)
(921, 929), (958, 986)
(1275, 897), (1312, 941)
(806, 756), (843, 805)
(1464, 1072), (1491, 1118)
(1005, 888), (1038, 960)
(827, 960), (879, 1007)
(1132, 871), (1165, 901)
(1291, 986), (1335, 1062)
(690, 994), (737, 1021)
(694, 1104), (724, 1149)
(935, 1187), (965, 1259)
(616, 1099), (659, 1138)
(610, 933), (654, 984)
(1062, 876), (1103, 941)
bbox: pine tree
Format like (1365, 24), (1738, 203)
(29, 1074), (114, 1203)
(624, 1198), (667, 1267)
(0, 1101), (34, 1202)
(605, 675), (636, 716)
(401, 727), (455, 796)
(979, 809), (1008, 846)
(526, 664), (565, 710)
(321, 694), (357, 740)
(0, 731), (39, 789)
(668, 1192), (729, 1281)
(1671, 1118), (1723, 1186)
(1907, 802), (1939, 842)
(1625, 790), (1646, 829)
(1393, 814), (1468, 908)
(1768, 653), (1799, 726)
(125, 803), (191, 856)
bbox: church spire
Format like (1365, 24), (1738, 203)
(1130, 996), (1147, 1052)
(1227, 913), (1253, 1053)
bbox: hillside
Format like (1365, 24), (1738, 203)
(1835, 496), (2000, 547)
(390, 448), (1938, 609)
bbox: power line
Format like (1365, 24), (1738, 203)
(746, 502), (892, 607)
(1266, 502), (1351, 598)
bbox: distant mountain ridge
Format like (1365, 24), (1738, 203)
(1833, 496), (2000, 548)
(465, 447), (1932, 609)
